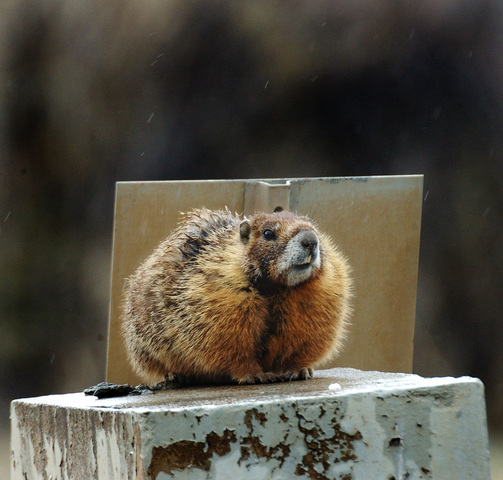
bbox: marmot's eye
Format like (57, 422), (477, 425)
(263, 229), (276, 240)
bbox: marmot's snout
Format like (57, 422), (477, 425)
(298, 229), (319, 258)
(280, 228), (322, 286)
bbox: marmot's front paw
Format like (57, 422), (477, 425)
(298, 367), (314, 380)
(236, 372), (286, 384)
(280, 367), (314, 381)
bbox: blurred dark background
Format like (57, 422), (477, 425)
(1, 0), (503, 470)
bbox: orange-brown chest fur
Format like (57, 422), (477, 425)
(186, 232), (348, 375)
(256, 262), (348, 372)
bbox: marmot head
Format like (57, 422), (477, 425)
(239, 209), (322, 288)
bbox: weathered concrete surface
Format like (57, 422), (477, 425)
(11, 368), (490, 479)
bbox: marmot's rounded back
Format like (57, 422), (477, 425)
(122, 208), (351, 384)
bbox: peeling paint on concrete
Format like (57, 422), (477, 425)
(148, 429), (236, 478)
(11, 368), (490, 479)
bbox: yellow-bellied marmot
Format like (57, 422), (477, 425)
(122, 208), (351, 384)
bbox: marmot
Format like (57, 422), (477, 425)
(122, 208), (351, 385)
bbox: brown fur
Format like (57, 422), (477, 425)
(121, 208), (351, 384)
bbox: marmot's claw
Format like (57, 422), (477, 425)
(298, 367), (314, 380)
(236, 372), (287, 384)
(253, 372), (280, 383)
(236, 374), (256, 385)
(281, 368), (314, 381)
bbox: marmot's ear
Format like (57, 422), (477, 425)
(239, 219), (251, 244)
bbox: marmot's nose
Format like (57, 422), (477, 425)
(299, 230), (319, 253)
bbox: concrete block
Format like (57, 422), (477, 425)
(11, 368), (490, 479)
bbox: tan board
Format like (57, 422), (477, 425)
(106, 176), (423, 385)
